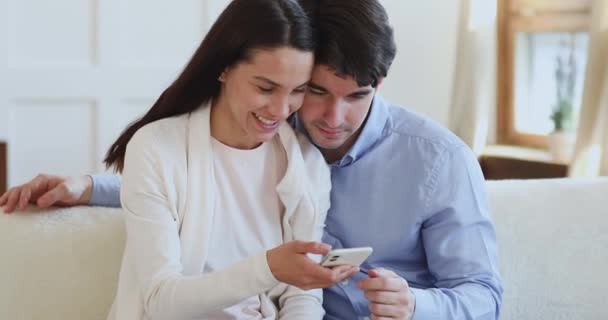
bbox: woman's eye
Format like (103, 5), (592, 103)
(258, 86), (274, 93)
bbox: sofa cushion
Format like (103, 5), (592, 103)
(0, 178), (607, 320)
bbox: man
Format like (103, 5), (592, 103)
(1, 1), (502, 318)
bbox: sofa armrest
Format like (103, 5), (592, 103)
(0, 206), (125, 320)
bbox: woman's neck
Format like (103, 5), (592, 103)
(210, 97), (261, 150)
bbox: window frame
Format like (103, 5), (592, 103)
(497, 0), (592, 148)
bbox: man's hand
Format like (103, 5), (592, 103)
(0, 174), (93, 213)
(358, 268), (416, 320)
(267, 240), (359, 290)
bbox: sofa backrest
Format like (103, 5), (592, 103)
(487, 178), (608, 320)
(1, 178), (607, 320)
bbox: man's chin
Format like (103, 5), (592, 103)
(307, 128), (347, 149)
(312, 138), (345, 151)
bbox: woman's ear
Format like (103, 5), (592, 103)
(218, 71), (227, 82)
(218, 64), (233, 82)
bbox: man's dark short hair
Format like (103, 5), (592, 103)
(300, 0), (397, 87)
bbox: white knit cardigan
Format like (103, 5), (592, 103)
(106, 104), (331, 320)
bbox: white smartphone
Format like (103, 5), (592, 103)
(319, 247), (373, 267)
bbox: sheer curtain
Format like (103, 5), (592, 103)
(448, 0), (497, 155)
(569, 0), (608, 177)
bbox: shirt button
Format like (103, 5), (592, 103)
(341, 279), (349, 286)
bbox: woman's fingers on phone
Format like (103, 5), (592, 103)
(331, 265), (359, 281)
(305, 264), (360, 288)
(332, 264), (356, 273)
(344, 265), (360, 278)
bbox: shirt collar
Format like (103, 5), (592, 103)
(341, 95), (389, 166)
(293, 95), (390, 167)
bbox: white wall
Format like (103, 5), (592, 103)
(380, 0), (461, 126)
(0, 0), (230, 186)
(0, 0), (461, 184)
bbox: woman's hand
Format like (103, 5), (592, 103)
(267, 240), (359, 290)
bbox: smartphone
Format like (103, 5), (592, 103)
(319, 247), (373, 267)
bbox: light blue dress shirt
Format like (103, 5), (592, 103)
(89, 174), (121, 208)
(295, 96), (502, 319)
(91, 95), (503, 319)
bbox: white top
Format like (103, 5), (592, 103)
(204, 137), (287, 319)
(106, 105), (331, 320)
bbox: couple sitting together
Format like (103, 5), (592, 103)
(1, 0), (502, 319)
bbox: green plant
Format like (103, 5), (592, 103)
(550, 98), (573, 131)
(550, 34), (577, 132)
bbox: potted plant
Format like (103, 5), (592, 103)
(548, 34), (577, 162)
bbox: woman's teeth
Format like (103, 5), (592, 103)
(254, 113), (277, 125)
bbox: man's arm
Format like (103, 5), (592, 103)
(1, 174), (122, 213)
(89, 174), (122, 207)
(411, 145), (503, 319)
(358, 145), (503, 320)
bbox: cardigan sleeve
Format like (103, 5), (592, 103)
(120, 125), (280, 320)
(275, 133), (332, 320)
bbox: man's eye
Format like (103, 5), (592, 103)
(307, 87), (325, 95)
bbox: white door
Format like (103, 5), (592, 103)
(0, 0), (230, 186)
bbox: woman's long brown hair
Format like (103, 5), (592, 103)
(104, 0), (315, 172)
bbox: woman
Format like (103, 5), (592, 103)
(101, 0), (351, 319)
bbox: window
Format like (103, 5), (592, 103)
(497, 0), (592, 148)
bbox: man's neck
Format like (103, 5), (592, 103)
(320, 127), (363, 164)
(319, 99), (375, 164)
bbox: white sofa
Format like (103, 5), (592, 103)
(1, 178), (607, 320)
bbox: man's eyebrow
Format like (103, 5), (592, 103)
(349, 89), (373, 96)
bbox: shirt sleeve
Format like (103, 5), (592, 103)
(120, 128), (280, 319)
(412, 145), (503, 320)
(89, 174), (122, 207)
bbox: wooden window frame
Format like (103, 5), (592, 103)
(497, 0), (592, 148)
